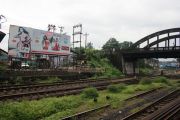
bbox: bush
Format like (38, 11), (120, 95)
(139, 78), (152, 85)
(139, 68), (151, 75)
(15, 76), (24, 84)
(82, 87), (99, 99)
(153, 77), (169, 84)
(107, 84), (126, 93)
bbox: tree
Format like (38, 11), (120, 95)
(102, 38), (119, 54)
(119, 41), (133, 49)
(102, 38), (133, 53)
(102, 38), (133, 71)
(86, 42), (93, 49)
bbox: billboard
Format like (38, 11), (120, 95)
(8, 25), (70, 58)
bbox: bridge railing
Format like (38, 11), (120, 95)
(123, 46), (180, 54)
(149, 46), (180, 51)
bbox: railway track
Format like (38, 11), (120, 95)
(144, 97), (180, 120)
(0, 77), (137, 101)
(61, 87), (164, 120)
(0, 77), (130, 91)
(0, 77), (134, 94)
(121, 89), (180, 120)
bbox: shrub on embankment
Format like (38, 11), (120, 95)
(0, 78), (175, 120)
(139, 77), (152, 85)
(0, 96), (82, 120)
(107, 84), (126, 93)
(89, 58), (123, 78)
(152, 76), (170, 84)
(81, 87), (99, 99)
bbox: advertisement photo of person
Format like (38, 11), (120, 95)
(52, 37), (60, 51)
(15, 27), (31, 58)
(42, 35), (50, 50)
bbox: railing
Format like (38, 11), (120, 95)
(124, 46), (180, 53)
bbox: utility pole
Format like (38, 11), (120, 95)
(58, 26), (64, 34)
(72, 24), (82, 69)
(84, 33), (89, 48)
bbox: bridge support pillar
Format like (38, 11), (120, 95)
(122, 57), (139, 76)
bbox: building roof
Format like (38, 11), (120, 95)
(0, 48), (8, 55)
(0, 31), (6, 43)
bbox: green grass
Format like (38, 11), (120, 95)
(36, 77), (61, 84)
(82, 87), (99, 99)
(0, 78), (175, 120)
(88, 58), (123, 78)
(139, 77), (152, 85)
(107, 84), (126, 93)
(152, 76), (169, 84)
(139, 68), (152, 75)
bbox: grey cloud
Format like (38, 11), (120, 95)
(0, 0), (180, 50)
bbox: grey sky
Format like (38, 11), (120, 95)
(0, 0), (180, 51)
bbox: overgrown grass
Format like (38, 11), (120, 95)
(107, 84), (126, 93)
(139, 77), (152, 85)
(89, 58), (123, 78)
(152, 76), (169, 84)
(139, 68), (152, 76)
(0, 79), (175, 120)
(36, 77), (61, 84)
(81, 87), (99, 99)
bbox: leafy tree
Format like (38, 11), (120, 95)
(102, 38), (119, 54)
(119, 41), (133, 49)
(102, 38), (133, 71)
(102, 38), (133, 53)
(86, 42), (93, 49)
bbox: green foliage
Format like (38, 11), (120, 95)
(107, 84), (126, 93)
(37, 77), (61, 83)
(139, 68), (152, 75)
(82, 87), (99, 99)
(47, 77), (60, 82)
(139, 78), (152, 85)
(102, 38), (132, 51)
(86, 42), (93, 49)
(90, 58), (122, 78)
(152, 76), (169, 84)
(102, 38), (119, 53)
(0, 62), (8, 71)
(0, 63), (7, 79)
(0, 81), (175, 120)
(15, 76), (24, 84)
(0, 96), (82, 120)
(119, 41), (133, 49)
(85, 49), (102, 61)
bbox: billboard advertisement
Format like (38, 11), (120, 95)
(8, 25), (70, 58)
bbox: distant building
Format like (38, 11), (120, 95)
(159, 60), (179, 69)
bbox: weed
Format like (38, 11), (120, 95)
(107, 84), (126, 93)
(153, 76), (169, 84)
(139, 78), (152, 85)
(82, 87), (99, 99)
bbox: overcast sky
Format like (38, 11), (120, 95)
(0, 0), (180, 52)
